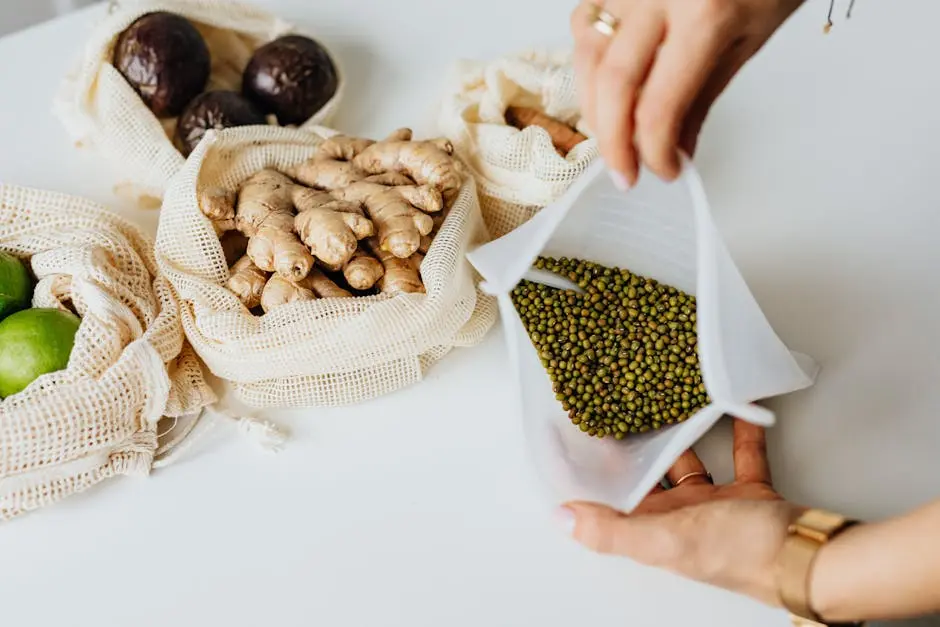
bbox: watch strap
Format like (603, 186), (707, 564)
(777, 509), (861, 626)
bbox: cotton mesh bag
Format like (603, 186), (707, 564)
(0, 185), (216, 520)
(437, 50), (599, 239)
(468, 159), (819, 513)
(53, 0), (344, 204)
(154, 125), (497, 408)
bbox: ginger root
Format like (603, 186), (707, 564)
(235, 169), (293, 234)
(212, 217), (237, 237)
(353, 136), (462, 197)
(305, 268), (353, 299)
(316, 129), (413, 162)
(366, 238), (424, 295)
(343, 244), (385, 290)
(227, 255), (269, 309)
(199, 186), (236, 221)
(216, 130), (469, 305)
(316, 134), (375, 161)
(504, 106), (587, 155)
(383, 128), (414, 142)
(334, 181), (436, 259)
(260, 268), (352, 312)
(293, 186), (373, 271)
(285, 158), (365, 190)
(236, 169), (314, 281)
(261, 274), (314, 312)
(365, 171), (414, 186)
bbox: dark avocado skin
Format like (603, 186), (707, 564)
(113, 12), (211, 118)
(242, 35), (338, 126)
(175, 90), (266, 156)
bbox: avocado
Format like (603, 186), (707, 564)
(113, 12), (211, 118)
(175, 90), (266, 156)
(242, 35), (338, 126)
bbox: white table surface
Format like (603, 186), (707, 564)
(1, 1), (939, 626)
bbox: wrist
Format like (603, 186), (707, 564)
(809, 523), (866, 623)
(776, 509), (863, 625)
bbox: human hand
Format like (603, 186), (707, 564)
(561, 419), (804, 607)
(571, 0), (804, 186)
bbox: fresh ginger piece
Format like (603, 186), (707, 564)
(227, 255), (269, 310)
(285, 158), (365, 190)
(305, 267), (353, 299)
(384, 128), (413, 142)
(504, 106), (587, 155)
(365, 172), (414, 186)
(292, 186), (374, 271)
(343, 244), (384, 290)
(319, 128), (412, 167)
(352, 137), (462, 196)
(236, 169), (314, 281)
(334, 181), (434, 259)
(366, 238), (425, 295)
(199, 186), (236, 221)
(246, 211), (314, 281)
(260, 274), (315, 312)
(395, 185), (443, 213)
(234, 169), (294, 236)
(211, 217), (236, 237)
(260, 267), (352, 312)
(316, 135), (375, 161)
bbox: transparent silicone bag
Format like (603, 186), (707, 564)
(467, 158), (818, 512)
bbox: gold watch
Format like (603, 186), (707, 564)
(776, 509), (863, 627)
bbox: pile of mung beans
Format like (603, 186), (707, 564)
(511, 256), (709, 440)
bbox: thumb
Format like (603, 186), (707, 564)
(561, 502), (681, 565)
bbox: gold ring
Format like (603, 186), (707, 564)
(588, 3), (620, 37)
(672, 471), (713, 487)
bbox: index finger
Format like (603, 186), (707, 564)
(733, 418), (771, 485)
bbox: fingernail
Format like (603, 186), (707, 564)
(608, 169), (630, 192)
(555, 506), (576, 535)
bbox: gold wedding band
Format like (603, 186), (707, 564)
(588, 3), (620, 37)
(672, 471), (713, 487)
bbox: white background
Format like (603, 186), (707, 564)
(0, 0), (938, 626)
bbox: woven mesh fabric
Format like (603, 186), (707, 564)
(436, 50), (599, 238)
(154, 125), (497, 408)
(0, 185), (215, 520)
(53, 0), (344, 201)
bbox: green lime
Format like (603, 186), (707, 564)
(0, 252), (33, 321)
(0, 308), (81, 399)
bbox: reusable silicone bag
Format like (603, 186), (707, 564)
(467, 158), (818, 512)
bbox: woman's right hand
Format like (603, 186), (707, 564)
(561, 419), (803, 607)
(570, 0), (805, 187)
(562, 419), (940, 623)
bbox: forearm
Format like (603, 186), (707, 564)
(810, 499), (940, 622)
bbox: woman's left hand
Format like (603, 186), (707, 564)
(571, 0), (804, 186)
(561, 419), (804, 606)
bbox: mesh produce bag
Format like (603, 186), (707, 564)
(54, 0), (344, 203)
(468, 159), (819, 513)
(154, 125), (497, 408)
(437, 50), (599, 239)
(0, 185), (216, 520)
